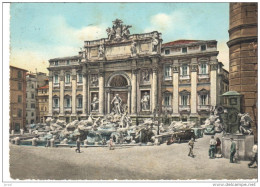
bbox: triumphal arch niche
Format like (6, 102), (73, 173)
(83, 19), (162, 122)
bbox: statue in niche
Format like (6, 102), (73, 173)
(90, 74), (98, 86)
(111, 94), (123, 115)
(152, 33), (159, 52)
(98, 44), (105, 58)
(141, 92), (150, 111)
(130, 41), (137, 56)
(142, 69), (150, 82)
(91, 94), (99, 111)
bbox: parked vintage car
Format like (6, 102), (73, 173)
(192, 127), (204, 138)
(172, 129), (195, 143)
(204, 125), (216, 135)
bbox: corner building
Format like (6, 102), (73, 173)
(47, 20), (228, 125)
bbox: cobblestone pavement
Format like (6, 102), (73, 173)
(9, 134), (257, 180)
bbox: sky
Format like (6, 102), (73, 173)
(10, 3), (230, 74)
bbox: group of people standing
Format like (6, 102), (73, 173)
(209, 136), (222, 159)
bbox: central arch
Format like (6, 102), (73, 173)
(106, 71), (132, 114)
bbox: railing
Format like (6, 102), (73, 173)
(179, 105), (190, 111)
(162, 105), (173, 113)
(64, 107), (72, 111)
(53, 83), (59, 87)
(53, 107), (60, 112)
(197, 105), (210, 111)
(76, 107), (83, 111)
(65, 82), (71, 87)
(180, 75), (190, 80)
(198, 74), (209, 79)
(164, 76), (172, 81)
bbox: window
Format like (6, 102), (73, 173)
(67, 60), (70, 65)
(182, 65), (188, 76)
(164, 95), (170, 106)
(78, 73), (83, 83)
(18, 95), (22, 103)
(18, 109), (22, 118)
(54, 61), (58, 66)
(181, 95), (188, 106)
(54, 75), (59, 83)
(182, 47), (187, 53)
(78, 97), (82, 108)
(41, 106), (44, 111)
(164, 65), (171, 80)
(31, 120), (34, 124)
(31, 112), (34, 117)
(65, 74), (70, 83)
(201, 64), (207, 74)
(53, 98), (59, 107)
(18, 71), (22, 78)
(31, 84), (34, 89)
(201, 45), (206, 51)
(44, 107), (47, 111)
(165, 49), (170, 55)
(65, 98), (71, 107)
(31, 103), (35, 108)
(31, 93), (34, 99)
(18, 82), (22, 90)
(200, 95), (207, 105)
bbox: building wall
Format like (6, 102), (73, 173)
(10, 66), (27, 131)
(37, 87), (49, 123)
(26, 74), (37, 124)
(228, 3), (258, 137)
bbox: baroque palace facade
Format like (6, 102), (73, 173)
(47, 19), (229, 124)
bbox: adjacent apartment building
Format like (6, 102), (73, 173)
(10, 66), (27, 132)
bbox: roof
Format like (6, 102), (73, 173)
(49, 55), (81, 62)
(10, 65), (28, 72)
(38, 85), (49, 90)
(162, 39), (217, 48)
(221, 91), (242, 96)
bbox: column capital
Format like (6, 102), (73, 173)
(172, 65), (179, 73)
(99, 70), (105, 77)
(59, 75), (65, 81)
(210, 63), (218, 71)
(71, 75), (77, 80)
(152, 67), (158, 73)
(48, 76), (53, 81)
(190, 64), (198, 72)
(132, 69), (139, 74)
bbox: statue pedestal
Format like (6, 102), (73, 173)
(221, 133), (254, 161)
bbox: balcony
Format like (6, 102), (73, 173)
(64, 107), (72, 112)
(76, 107), (83, 112)
(179, 105), (190, 112)
(162, 105), (173, 113)
(164, 76), (172, 81)
(77, 82), (83, 86)
(53, 83), (59, 88)
(65, 82), (71, 87)
(53, 107), (60, 112)
(197, 105), (210, 111)
(180, 75), (190, 80)
(198, 74), (209, 79)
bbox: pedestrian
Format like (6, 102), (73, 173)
(75, 138), (81, 153)
(109, 137), (114, 150)
(248, 144), (258, 168)
(188, 138), (195, 157)
(230, 138), (236, 163)
(45, 138), (50, 147)
(216, 137), (222, 158)
(209, 135), (216, 159)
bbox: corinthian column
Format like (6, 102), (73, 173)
(172, 64), (179, 114)
(190, 63), (198, 115)
(99, 71), (104, 115)
(152, 68), (158, 111)
(71, 69), (77, 115)
(131, 69), (137, 114)
(48, 74), (53, 116)
(82, 71), (87, 115)
(59, 70), (64, 116)
(210, 62), (218, 107)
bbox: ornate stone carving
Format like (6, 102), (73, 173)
(172, 65), (179, 73)
(98, 44), (105, 58)
(152, 33), (159, 52)
(106, 19), (132, 42)
(210, 64), (218, 71)
(71, 75), (77, 80)
(141, 69), (150, 82)
(111, 94), (123, 114)
(130, 41), (137, 56)
(90, 74), (99, 86)
(59, 75), (64, 81)
(91, 93), (99, 111)
(190, 64), (198, 72)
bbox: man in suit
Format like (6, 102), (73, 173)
(230, 138), (236, 163)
